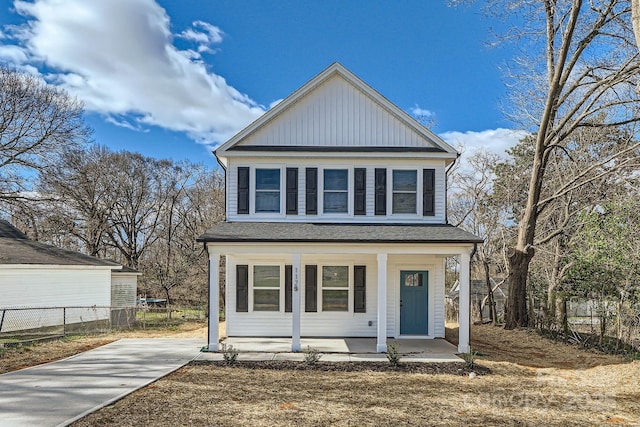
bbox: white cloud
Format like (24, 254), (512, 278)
(439, 128), (528, 159)
(178, 20), (224, 54)
(2, 0), (264, 145)
(411, 105), (434, 118)
(105, 116), (149, 133)
(269, 98), (284, 109)
(0, 44), (28, 63)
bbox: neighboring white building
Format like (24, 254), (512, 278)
(0, 220), (137, 332)
(198, 63), (481, 353)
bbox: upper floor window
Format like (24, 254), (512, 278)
(323, 169), (348, 213)
(392, 170), (417, 214)
(255, 169), (280, 213)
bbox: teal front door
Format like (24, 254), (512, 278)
(400, 270), (428, 335)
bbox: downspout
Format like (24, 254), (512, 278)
(444, 152), (460, 225)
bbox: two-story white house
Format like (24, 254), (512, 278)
(198, 63), (481, 353)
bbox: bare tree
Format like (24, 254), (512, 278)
(38, 146), (113, 256)
(478, 0), (640, 328)
(492, 121), (639, 328)
(0, 67), (90, 209)
(449, 149), (512, 324)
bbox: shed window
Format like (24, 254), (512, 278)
(323, 169), (348, 213)
(255, 169), (280, 213)
(322, 266), (349, 311)
(392, 170), (417, 214)
(253, 265), (280, 311)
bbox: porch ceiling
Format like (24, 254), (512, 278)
(197, 222), (482, 244)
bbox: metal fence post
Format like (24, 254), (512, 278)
(63, 307), (66, 337)
(0, 310), (5, 334)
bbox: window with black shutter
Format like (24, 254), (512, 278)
(285, 265), (292, 313)
(236, 265), (248, 312)
(375, 168), (387, 215)
(237, 167), (249, 214)
(286, 168), (298, 215)
(305, 265), (317, 312)
(354, 168), (366, 215)
(305, 168), (318, 215)
(354, 265), (366, 313)
(423, 169), (435, 216)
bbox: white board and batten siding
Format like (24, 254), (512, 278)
(226, 157), (448, 224)
(224, 254), (445, 338)
(235, 75), (441, 150)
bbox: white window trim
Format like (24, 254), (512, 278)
(317, 264), (353, 313)
(387, 168), (422, 217)
(250, 165), (286, 217)
(248, 263), (285, 313)
(319, 166), (354, 216)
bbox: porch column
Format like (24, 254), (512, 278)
(208, 251), (220, 352)
(376, 253), (388, 352)
(291, 253), (302, 352)
(458, 251), (471, 353)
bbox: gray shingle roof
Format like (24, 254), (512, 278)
(0, 220), (123, 267)
(197, 222), (483, 244)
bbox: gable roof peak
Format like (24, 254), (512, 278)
(215, 62), (458, 161)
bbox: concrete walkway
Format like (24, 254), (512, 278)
(196, 337), (463, 363)
(0, 338), (204, 427)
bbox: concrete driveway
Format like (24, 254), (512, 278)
(0, 338), (204, 427)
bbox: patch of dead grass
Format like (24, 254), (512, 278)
(74, 360), (640, 427)
(447, 323), (624, 369)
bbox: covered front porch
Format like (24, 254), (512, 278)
(199, 223), (481, 355)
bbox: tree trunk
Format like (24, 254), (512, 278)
(483, 260), (497, 325)
(556, 294), (568, 336)
(547, 290), (557, 320)
(505, 247), (534, 329)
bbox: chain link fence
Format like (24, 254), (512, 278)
(0, 305), (206, 345)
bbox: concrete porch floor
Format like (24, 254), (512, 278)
(196, 337), (462, 363)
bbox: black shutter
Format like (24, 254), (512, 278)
(354, 168), (366, 215)
(237, 167), (249, 215)
(423, 169), (435, 216)
(305, 265), (317, 312)
(354, 265), (366, 313)
(374, 168), (386, 215)
(236, 265), (248, 312)
(286, 168), (298, 215)
(305, 168), (317, 215)
(285, 265), (292, 313)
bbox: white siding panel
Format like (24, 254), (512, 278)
(0, 268), (112, 332)
(366, 167), (375, 216)
(236, 76), (438, 149)
(227, 165), (238, 220)
(0, 269), (111, 308)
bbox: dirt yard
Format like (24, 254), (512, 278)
(69, 324), (639, 427)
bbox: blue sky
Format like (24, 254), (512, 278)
(0, 0), (525, 169)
